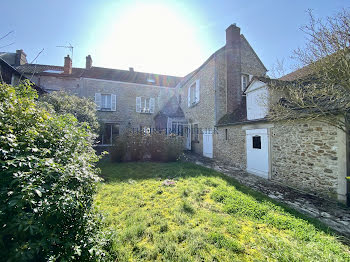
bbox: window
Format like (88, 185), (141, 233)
(242, 74), (249, 91)
(171, 122), (184, 136)
(98, 123), (119, 145)
(187, 79), (200, 107)
(193, 124), (199, 142)
(101, 94), (112, 110)
(225, 129), (228, 140)
(136, 97), (155, 113)
(95, 93), (116, 111)
(252, 136), (261, 149)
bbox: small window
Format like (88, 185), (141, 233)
(98, 123), (119, 145)
(242, 74), (249, 91)
(225, 129), (228, 140)
(252, 136), (261, 149)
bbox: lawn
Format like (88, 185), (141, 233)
(96, 161), (350, 261)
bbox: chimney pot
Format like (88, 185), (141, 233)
(86, 55), (92, 69)
(129, 67), (134, 72)
(15, 49), (27, 66)
(64, 55), (72, 74)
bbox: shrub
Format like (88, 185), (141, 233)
(39, 90), (99, 132)
(0, 82), (106, 261)
(110, 130), (184, 162)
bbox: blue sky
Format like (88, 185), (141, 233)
(2, 0), (349, 76)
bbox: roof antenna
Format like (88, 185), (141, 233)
(56, 43), (74, 58)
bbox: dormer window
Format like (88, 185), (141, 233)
(147, 77), (155, 83)
(241, 74), (249, 91)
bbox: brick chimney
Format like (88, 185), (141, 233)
(15, 49), (27, 66)
(64, 55), (72, 74)
(225, 24), (242, 114)
(86, 55), (92, 69)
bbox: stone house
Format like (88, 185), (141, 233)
(11, 23), (348, 204)
(214, 74), (347, 203)
(17, 55), (181, 146)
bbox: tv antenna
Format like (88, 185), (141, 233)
(56, 43), (74, 58)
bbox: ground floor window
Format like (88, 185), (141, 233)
(98, 123), (119, 145)
(193, 124), (199, 142)
(171, 122), (184, 136)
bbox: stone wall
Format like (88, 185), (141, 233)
(240, 36), (267, 76)
(177, 58), (216, 155)
(214, 125), (246, 169)
(271, 120), (347, 201)
(30, 74), (175, 133)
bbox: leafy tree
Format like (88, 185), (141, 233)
(268, 9), (350, 132)
(0, 81), (107, 261)
(39, 91), (99, 132)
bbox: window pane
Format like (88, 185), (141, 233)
(104, 124), (112, 144)
(252, 136), (261, 149)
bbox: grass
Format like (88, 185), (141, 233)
(96, 161), (350, 261)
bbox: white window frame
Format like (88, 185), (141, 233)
(95, 93), (116, 111)
(241, 74), (249, 91)
(136, 96), (155, 113)
(188, 79), (200, 107)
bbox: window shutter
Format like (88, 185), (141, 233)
(136, 97), (141, 112)
(95, 93), (101, 110)
(195, 79), (200, 103)
(187, 86), (191, 107)
(111, 94), (117, 111)
(149, 98), (155, 113)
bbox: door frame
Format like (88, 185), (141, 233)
(245, 128), (271, 179)
(203, 128), (213, 158)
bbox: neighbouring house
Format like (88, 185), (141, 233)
(16, 55), (181, 147)
(0, 49), (44, 93)
(10, 23), (348, 204)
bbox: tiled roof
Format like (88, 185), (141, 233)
(279, 65), (313, 81)
(16, 64), (182, 88)
(155, 96), (184, 118)
(82, 67), (182, 88)
(16, 64), (85, 78)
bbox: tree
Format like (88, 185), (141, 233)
(0, 82), (108, 261)
(39, 91), (99, 132)
(268, 9), (350, 132)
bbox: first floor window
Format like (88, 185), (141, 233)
(101, 94), (112, 110)
(136, 97), (155, 113)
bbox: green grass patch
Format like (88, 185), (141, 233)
(96, 161), (350, 261)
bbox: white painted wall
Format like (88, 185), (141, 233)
(246, 80), (269, 120)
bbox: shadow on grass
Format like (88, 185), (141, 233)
(97, 159), (350, 245)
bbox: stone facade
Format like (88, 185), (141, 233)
(214, 125), (246, 170)
(271, 120), (347, 201)
(177, 58), (216, 154)
(28, 74), (175, 136)
(215, 118), (347, 203)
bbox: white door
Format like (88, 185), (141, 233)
(246, 129), (269, 179)
(203, 129), (213, 158)
(185, 125), (191, 150)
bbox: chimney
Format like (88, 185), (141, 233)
(86, 55), (92, 69)
(15, 49), (27, 66)
(129, 67), (134, 72)
(225, 24), (242, 114)
(64, 55), (72, 74)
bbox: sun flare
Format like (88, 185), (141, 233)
(97, 2), (204, 76)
